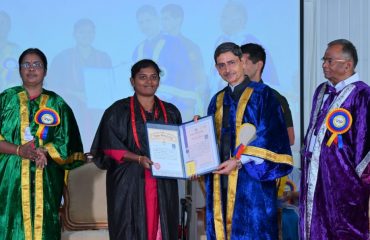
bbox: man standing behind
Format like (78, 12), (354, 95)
(205, 42), (293, 239)
(241, 43), (295, 145)
(240, 43), (297, 239)
(301, 39), (370, 239)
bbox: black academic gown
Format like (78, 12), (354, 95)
(91, 95), (181, 240)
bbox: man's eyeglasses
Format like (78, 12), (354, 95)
(216, 59), (239, 70)
(321, 57), (348, 66)
(20, 62), (44, 70)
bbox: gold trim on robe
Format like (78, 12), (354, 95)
(19, 91), (32, 240)
(19, 92), (50, 240)
(213, 87), (253, 240)
(242, 146), (293, 165)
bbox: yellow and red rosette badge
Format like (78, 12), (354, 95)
(325, 108), (352, 148)
(34, 107), (60, 140)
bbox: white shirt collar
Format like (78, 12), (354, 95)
(327, 72), (359, 92)
(228, 82), (242, 92)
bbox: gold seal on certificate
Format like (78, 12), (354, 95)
(146, 116), (220, 179)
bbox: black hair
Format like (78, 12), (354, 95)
(18, 48), (48, 72)
(240, 43), (266, 73)
(214, 42), (242, 64)
(131, 59), (162, 79)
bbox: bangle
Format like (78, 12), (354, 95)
(16, 145), (21, 156)
(138, 156), (142, 165)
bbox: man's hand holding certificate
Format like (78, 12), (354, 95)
(146, 116), (220, 179)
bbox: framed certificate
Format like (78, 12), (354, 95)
(146, 116), (220, 179)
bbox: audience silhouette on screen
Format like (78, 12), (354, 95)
(49, 18), (113, 146)
(210, 1), (279, 95)
(160, 4), (208, 117)
(133, 4), (206, 120)
(0, 11), (21, 91)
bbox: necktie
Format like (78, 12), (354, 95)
(314, 85), (337, 135)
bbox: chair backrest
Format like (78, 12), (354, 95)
(61, 162), (108, 230)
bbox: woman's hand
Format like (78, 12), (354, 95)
(138, 155), (153, 169)
(193, 115), (200, 122)
(18, 140), (38, 161)
(213, 159), (238, 175)
(35, 147), (48, 168)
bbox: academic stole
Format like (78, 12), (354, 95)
(19, 91), (49, 240)
(213, 87), (253, 240)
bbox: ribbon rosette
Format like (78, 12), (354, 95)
(34, 108), (60, 140)
(325, 108), (352, 148)
(233, 144), (246, 159)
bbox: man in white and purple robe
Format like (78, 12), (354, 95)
(301, 39), (370, 240)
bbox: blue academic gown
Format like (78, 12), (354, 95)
(205, 78), (293, 240)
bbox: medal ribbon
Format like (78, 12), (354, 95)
(326, 108), (352, 148)
(130, 96), (167, 150)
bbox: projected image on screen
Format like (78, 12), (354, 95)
(132, 4), (207, 119)
(0, 10), (21, 90)
(1, 0), (300, 162)
(210, 1), (279, 93)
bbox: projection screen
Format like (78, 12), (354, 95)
(0, 0), (301, 164)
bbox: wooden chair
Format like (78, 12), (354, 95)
(60, 161), (109, 240)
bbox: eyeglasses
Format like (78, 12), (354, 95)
(321, 57), (348, 66)
(216, 59), (240, 70)
(20, 62), (44, 70)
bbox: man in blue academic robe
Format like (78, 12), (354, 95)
(204, 42), (293, 240)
